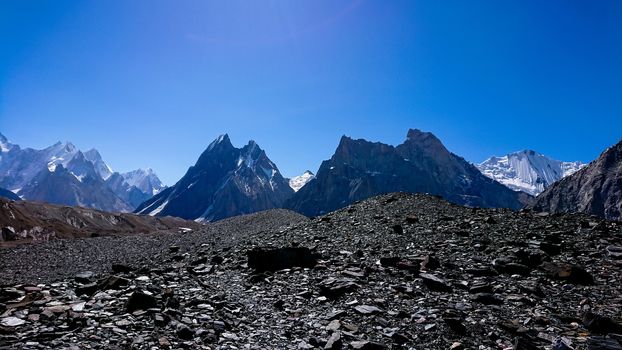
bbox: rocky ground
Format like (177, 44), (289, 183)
(1, 193), (621, 349)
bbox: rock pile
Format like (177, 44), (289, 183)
(0, 193), (621, 349)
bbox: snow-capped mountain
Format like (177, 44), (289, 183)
(0, 137), (79, 192)
(135, 134), (293, 222)
(121, 168), (165, 196)
(0, 132), (164, 211)
(477, 150), (586, 196)
(289, 170), (315, 192)
(84, 149), (114, 180)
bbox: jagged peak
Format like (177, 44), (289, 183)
(0, 132), (12, 152)
(206, 133), (233, 151)
(406, 128), (441, 143)
(84, 148), (102, 160)
(403, 128), (448, 153)
(71, 150), (86, 161)
(64, 142), (76, 153)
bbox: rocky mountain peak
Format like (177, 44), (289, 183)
(206, 134), (233, 151)
(0, 133), (13, 152)
(135, 135), (293, 221)
(403, 128), (449, 156)
(64, 142), (76, 153)
(83, 149), (102, 162)
(286, 129), (527, 216)
(240, 140), (265, 162)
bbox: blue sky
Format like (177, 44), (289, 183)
(1, 0), (621, 185)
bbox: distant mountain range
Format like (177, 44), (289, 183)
(3, 130), (620, 223)
(0, 133), (165, 212)
(530, 138), (622, 221)
(135, 134), (293, 221)
(477, 150), (585, 196)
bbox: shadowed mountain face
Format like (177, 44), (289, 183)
(531, 139), (622, 221)
(285, 129), (530, 216)
(0, 188), (20, 201)
(135, 134), (294, 222)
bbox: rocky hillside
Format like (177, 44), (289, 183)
(531, 139), (622, 221)
(286, 129), (530, 216)
(1, 193), (620, 349)
(0, 197), (200, 243)
(135, 134), (294, 222)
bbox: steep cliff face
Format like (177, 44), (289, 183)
(286, 129), (528, 216)
(135, 134), (294, 221)
(531, 139), (622, 221)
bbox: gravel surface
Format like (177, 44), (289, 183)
(1, 193), (621, 349)
(0, 209), (308, 286)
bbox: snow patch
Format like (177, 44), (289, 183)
(148, 200), (168, 216)
(289, 171), (315, 192)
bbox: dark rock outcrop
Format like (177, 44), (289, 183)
(247, 247), (317, 272)
(530, 139), (622, 221)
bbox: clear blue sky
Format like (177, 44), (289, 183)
(1, 1), (621, 185)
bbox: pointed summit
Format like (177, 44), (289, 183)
(405, 129), (446, 150)
(135, 135), (293, 221)
(84, 149), (103, 162)
(84, 148), (113, 180)
(289, 170), (316, 192)
(0, 133), (12, 152)
(206, 134), (233, 151)
(64, 142), (76, 153)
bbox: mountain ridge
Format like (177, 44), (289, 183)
(285, 129), (530, 216)
(0, 132), (165, 212)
